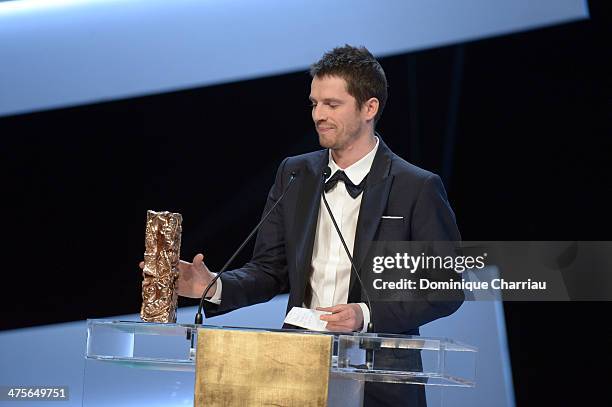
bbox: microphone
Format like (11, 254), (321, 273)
(194, 170), (298, 325)
(322, 166), (332, 180)
(321, 166), (377, 369)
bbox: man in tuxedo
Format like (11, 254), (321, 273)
(170, 45), (462, 406)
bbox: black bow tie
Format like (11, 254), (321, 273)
(324, 170), (367, 198)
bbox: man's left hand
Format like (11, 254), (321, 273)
(317, 304), (363, 332)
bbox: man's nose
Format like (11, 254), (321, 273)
(312, 104), (326, 121)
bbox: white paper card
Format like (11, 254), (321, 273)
(283, 307), (330, 331)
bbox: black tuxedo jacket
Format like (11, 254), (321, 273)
(204, 138), (463, 335)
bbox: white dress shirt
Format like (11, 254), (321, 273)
(209, 137), (379, 332)
(305, 137), (378, 331)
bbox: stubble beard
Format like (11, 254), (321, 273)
(318, 124), (364, 153)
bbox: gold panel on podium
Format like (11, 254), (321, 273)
(195, 328), (332, 407)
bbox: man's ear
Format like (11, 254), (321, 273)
(363, 97), (380, 122)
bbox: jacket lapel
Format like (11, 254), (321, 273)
(292, 150), (328, 307)
(349, 138), (394, 297)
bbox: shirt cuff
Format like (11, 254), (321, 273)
(205, 274), (222, 304)
(357, 302), (371, 332)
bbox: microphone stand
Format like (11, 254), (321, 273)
(321, 168), (379, 369)
(185, 172), (298, 350)
(194, 171), (298, 325)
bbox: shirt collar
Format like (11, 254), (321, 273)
(328, 136), (379, 185)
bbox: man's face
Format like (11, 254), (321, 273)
(309, 75), (366, 150)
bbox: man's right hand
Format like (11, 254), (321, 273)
(139, 253), (216, 299)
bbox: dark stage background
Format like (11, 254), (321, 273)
(1, 2), (610, 405)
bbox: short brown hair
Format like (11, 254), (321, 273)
(310, 45), (388, 124)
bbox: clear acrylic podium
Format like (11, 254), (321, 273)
(83, 320), (476, 406)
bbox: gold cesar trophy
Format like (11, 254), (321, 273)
(140, 210), (182, 323)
